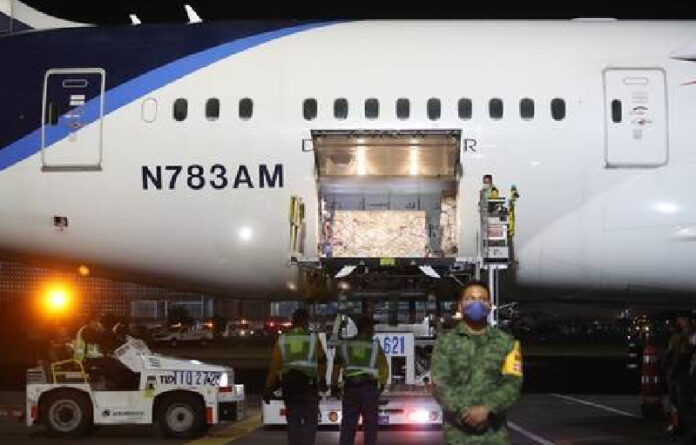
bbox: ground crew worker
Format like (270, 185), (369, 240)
(74, 312), (124, 388)
(74, 312), (105, 363)
(665, 312), (696, 440)
(47, 325), (73, 362)
(332, 315), (389, 445)
(264, 308), (327, 445)
(431, 280), (522, 445)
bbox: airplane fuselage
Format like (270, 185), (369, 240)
(1, 20), (695, 298)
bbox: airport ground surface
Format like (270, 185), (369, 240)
(0, 392), (673, 444)
(0, 341), (669, 444)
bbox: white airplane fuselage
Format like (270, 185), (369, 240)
(1, 20), (696, 298)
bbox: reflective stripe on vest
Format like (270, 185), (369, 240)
(279, 332), (317, 377)
(342, 339), (379, 379)
(73, 326), (102, 362)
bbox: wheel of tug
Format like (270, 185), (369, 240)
(158, 392), (205, 439)
(41, 389), (93, 438)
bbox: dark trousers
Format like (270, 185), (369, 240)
(340, 382), (379, 445)
(676, 379), (696, 438)
(285, 396), (319, 445)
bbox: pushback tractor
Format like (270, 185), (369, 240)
(26, 336), (245, 438)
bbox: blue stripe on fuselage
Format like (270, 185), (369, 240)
(0, 21), (333, 172)
(0, 11), (32, 32)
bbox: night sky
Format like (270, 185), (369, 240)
(20, 1), (696, 24)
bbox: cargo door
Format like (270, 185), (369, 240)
(604, 68), (668, 167)
(41, 68), (105, 171)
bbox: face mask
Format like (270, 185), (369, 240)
(463, 301), (490, 322)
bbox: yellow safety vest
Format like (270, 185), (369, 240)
(341, 338), (379, 379)
(73, 326), (102, 362)
(278, 329), (318, 378)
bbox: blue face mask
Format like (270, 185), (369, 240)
(463, 301), (490, 322)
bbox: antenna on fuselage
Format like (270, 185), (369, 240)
(129, 14), (141, 25)
(184, 4), (202, 24)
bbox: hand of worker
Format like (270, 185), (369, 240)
(462, 405), (490, 428)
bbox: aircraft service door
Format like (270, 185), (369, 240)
(603, 68), (668, 168)
(41, 68), (105, 171)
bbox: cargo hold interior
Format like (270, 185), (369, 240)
(312, 130), (462, 259)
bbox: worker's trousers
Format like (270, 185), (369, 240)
(339, 381), (380, 445)
(285, 395), (319, 445)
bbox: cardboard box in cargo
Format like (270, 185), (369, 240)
(331, 210), (428, 257)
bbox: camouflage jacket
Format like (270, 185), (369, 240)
(431, 322), (522, 428)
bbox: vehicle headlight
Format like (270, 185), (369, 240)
(220, 372), (229, 387)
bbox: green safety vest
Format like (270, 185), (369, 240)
(73, 326), (102, 362)
(278, 330), (318, 378)
(341, 338), (379, 379)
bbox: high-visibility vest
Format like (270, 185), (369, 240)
(341, 338), (379, 379)
(73, 326), (102, 362)
(278, 330), (318, 378)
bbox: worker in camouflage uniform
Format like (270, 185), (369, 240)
(431, 280), (522, 445)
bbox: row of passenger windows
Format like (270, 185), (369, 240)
(170, 97), (567, 122)
(173, 98), (253, 122)
(304, 97), (567, 121)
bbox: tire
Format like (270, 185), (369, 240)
(41, 389), (92, 438)
(158, 392), (205, 439)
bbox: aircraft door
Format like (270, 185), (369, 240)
(41, 68), (105, 171)
(603, 68), (668, 168)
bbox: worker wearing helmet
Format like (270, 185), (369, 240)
(431, 281), (522, 445)
(264, 308), (327, 445)
(332, 315), (388, 445)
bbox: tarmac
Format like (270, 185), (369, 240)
(0, 392), (674, 444)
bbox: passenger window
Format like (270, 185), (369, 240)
(489, 98), (503, 120)
(304, 98), (317, 121)
(239, 98), (253, 120)
(396, 98), (410, 120)
(458, 98), (472, 120)
(551, 98), (566, 121)
(365, 98), (379, 119)
(611, 99), (622, 123)
(427, 98), (441, 120)
(173, 98), (188, 121)
(520, 98), (534, 120)
(206, 98), (220, 120)
(334, 98), (348, 120)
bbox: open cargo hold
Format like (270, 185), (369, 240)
(312, 130), (461, 259)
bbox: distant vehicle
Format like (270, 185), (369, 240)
(264, 316), (292, 336)
(152, 325), (213, 346)
(27, 336), (245, 438)
(224, 319), (257, 338)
